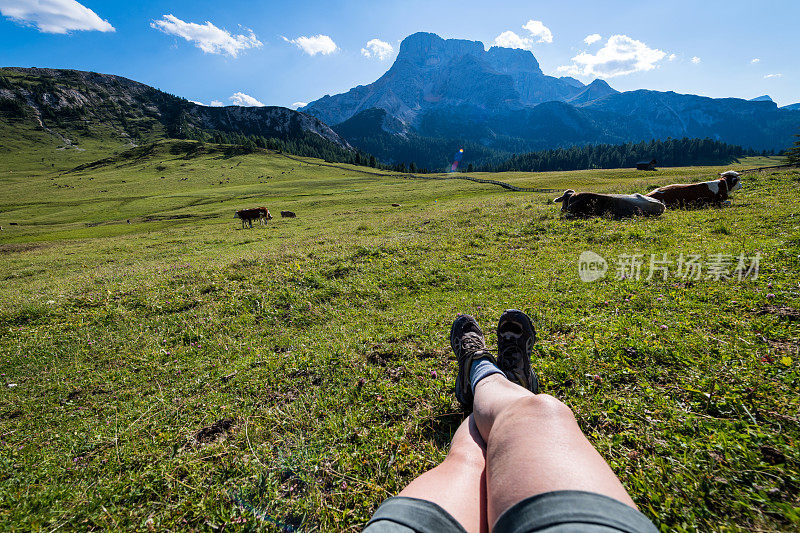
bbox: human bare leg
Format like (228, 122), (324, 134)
(397, 415), (488, 533)
(452, 310), (638, 529)
(474, 378), (636, 526)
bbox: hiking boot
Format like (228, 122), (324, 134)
(451, 314), (496, 409)
(497, 309), (539, 393)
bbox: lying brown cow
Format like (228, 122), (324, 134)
(554, 190), (665, 218)
(280, 211), (296, 218)
(235, 207), (272, 228)
(646, 171), (741, 208)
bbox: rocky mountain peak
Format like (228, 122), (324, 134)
(566, 78), (618, 106)
(395, 32), (485, 66)
(485, 46), (542, 75)
(395, 32), (543, 75)
(303, 32), (583, 126)
(587, 79), (613, 89)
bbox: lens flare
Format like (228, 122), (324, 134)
(450, 148), (465, 172)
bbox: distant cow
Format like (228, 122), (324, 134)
(645, 171), (741, 208)
(235, 207), (272, 228)
(280, 211), (296, 218)
(554, 190), (665, 218)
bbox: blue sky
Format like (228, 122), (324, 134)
(0, 0), (797, 109)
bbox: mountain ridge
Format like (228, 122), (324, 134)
(0, 66), (353, 155)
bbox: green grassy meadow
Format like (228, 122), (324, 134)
(1, 140), (798, 531)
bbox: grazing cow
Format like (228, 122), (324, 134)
(235, 207), (272, 228)
(257, 207), (273, 223)
(645, 171), (741, 208)
(280, 211), (296, 218)
(554, 190), (666, 218)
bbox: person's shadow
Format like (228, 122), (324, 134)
(422, 411), (466, 449)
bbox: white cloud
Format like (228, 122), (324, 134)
(0, 0), (114, 33)
(493, 19), (553, 51)
(290, 101), (308, 110)
(668, 53), (677, 61)
(583, 33), (601, 45)
(283, 34), (337, 56)
(190, 99), (225, 107)
(691, 56), (701, 64)
(751, 58), (760, 64)
(229, 92), (265, 106)
(522, 20), (553, 43)
(151, 14), (262, 57)
(557, 34), (666, 78)
(764, 73), (782, 79)
(361, 38), (393, 60)
(493, 30), (534, 51)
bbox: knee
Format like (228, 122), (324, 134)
(495, 394), (575, 431)
(445, 419), (487, 469)
(446, 445), (486, 471)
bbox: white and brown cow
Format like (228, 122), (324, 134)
(554, 190), (666, 218)
(234, 207), (272, 228)
(645, 171), (741, 208)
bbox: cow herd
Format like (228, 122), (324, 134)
(234, 170), (743, 227)
(234, 207), (296, 228)
(234, 207), (271, 228)
(554, 170), (742, 218)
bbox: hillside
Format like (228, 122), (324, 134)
(1, 139), (798, 531)
(332, 107), (505, 170)
(479, 138), (760, 172)
(0, 67), (354, 160)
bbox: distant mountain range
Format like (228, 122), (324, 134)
(2, 49), (798, 173)
(302, 32), (800, 167)
(0, 67), (352, 155)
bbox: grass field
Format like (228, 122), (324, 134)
(1, 140), (798, 532)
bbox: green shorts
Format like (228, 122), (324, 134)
(363, 490), (658, 532)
